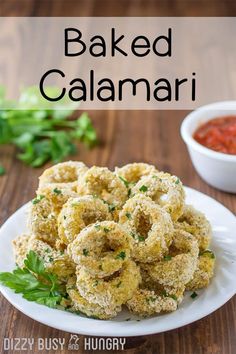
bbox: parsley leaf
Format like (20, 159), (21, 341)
(0, 164), (5, 176)
(118, 176), (129, 188)
(115, 251), (126, 260)
(139, 185), (148, 192)
(0, 88), (98, 167)
(190, 292), (198, 299)
(32, 195), (45, 204)
(53, 187), (62, 195)
(164, 255), (172, 261)
(125, 212), (132, 220)
(83, 249), (89, 256)
(0, 251), (66, 308)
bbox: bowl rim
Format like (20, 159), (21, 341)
(180, 101), (236, 162)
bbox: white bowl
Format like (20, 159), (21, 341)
(181, 101), (236, 193)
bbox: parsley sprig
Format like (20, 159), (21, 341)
(0, 86), (98, 167)
(0, 251), (66, 308)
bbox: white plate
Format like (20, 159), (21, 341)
(0, 187), (236, 337)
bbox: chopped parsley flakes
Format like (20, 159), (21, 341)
(115, 251), (126, 260)
(53, 187), (62, 195)
(32, 195), (45, 204)
(83, 249), (89, 256)
(190, 291), (198, 299)
(164, 255), (172, 261)
(139, 185), (148, 192)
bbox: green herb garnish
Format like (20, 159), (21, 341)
(83, 249), (89, 256)
(0, 86), (98, 167)
(138, 235), (145, 242)
(190, 292), (198, 299)
(53, 188), (62, 195)
(175, 178), (180, 184)
(103, 228), (110, 233)
(108, 204), (116, 212)
(139, 185), (148, 192)
(118, 176), (129, 188)
(0, 251), (66, 308)
(164, 255), (172, 261)
(32, 195), (45, 204)
(125, 212), (132, 220)
(115, 251), (126, 260)
(199, 250), (215, 259)
(0, 164), (5, 176)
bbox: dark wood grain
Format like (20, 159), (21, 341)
(0, 1), (236, 354)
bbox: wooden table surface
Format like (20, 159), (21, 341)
(1, 1), (236, 354)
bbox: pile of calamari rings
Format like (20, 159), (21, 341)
(12, 161), (215, 319)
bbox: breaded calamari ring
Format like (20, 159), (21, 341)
(76, 260), (141, 307)
(144, 230), (199, 289)
(66, 277), (121, 319)
(77, 167), (128, 209)
(28, 195), (59, 245)
(68, 221), (132, 277)
(39, 161), (88, 189)
(12, 234), (75, 282)
(139, 266), (185, 304)
(186, 250), (215, 291)
(36, 184), (79, 213)
(58, 196), (112, 245)
(119, 194), (174, 262)
(175, 205), (212, 251)
(115, 163), (158, 184)
(28, 184), (78, 246)
(126, 289), (177, 317)
(132, 172), (185, 221)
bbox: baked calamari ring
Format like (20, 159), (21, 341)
(144, 230), (199, 288)
(39, 161), (88, 189)
(186, 250), (215, 291)
(175, 205), (212, 251)
(115, 163), (158, 185)
(126, 289), (177, 317)
(58, 196), (112, 245)
(12, 234), (75, 282)
(29, 184), (78, 245)
(68, 221), (132, 277)
(139, 266), (185, 304)
(36, 184), (79, 213)
(28, 195), (59, 245)
(76, 260), (141, 307)
(132, 172), (185, 221)
(66, 277), (121, 319)
(119, 194), (174, 262)
(77, 167), (128, 209)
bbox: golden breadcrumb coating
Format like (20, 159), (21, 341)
(126, 289), (177, 317)
(77, 166), (128, 209)
(119, 194), (173, 262)
(67, 277), (121, 319)
(115, 162), (158, 184)
(12, 234), (75, 282)
(76, 260), (141, 307)
(132, 172), (185, 221)
(68, 221), (133, 277)
(39, 161), (88, 189)
(186, 250), (215, 291)
(175, 204), (212, 251)
(58, 196), (112, 245)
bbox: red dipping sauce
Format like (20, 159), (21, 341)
(193, 116), (236, 155)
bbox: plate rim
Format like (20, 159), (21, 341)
(0, 186), (236, 337)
